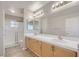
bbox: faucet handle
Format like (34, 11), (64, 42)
(58, 35), (63, 40)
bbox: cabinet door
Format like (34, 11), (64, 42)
(42, 42), (54, 57)
(25, 37), (30, 48)
(32, 39), (42, 56)
(27, 38), (41, 56)
(54, 46), (77, 57)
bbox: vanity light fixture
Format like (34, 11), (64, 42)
(51, 1), (71, 10)
(52, 5), (54, 8)
(34, 10), (44, 18)
(29, 16), (33, 19)
(8, 9), (15, 13)
(52, 1), (63, 9)
(28, 15), (34, 22)
(52, 5), (55, 9)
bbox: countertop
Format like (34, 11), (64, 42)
(25, 33), (79, 52)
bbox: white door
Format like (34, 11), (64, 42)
(65, 17), (79, 37)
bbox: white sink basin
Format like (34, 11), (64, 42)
(35, 34), (58, 40)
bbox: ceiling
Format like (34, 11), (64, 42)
(1, 1), (50, 17)
(1, 1), (49, 11)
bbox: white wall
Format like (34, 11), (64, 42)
(0, 3), (4, 56)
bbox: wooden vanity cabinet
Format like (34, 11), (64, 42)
(41, 42), (54, 57)
(25, 37), (77, 57)
(54, 46), (77, 57)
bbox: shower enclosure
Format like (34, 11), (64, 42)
(5, 16), (24, 49)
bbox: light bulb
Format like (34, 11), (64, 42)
(60, 1), (64, 4)
(55, 3), (59, 6)
(52, 5), (55, 8)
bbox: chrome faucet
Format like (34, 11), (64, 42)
(58, 35), (63, 40)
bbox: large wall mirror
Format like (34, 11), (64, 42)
(27, 17), (41, 33)
(27, 10), (44, 33)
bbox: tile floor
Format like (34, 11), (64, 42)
(5, 46), (37, 57)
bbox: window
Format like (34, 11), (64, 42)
(27, 21), (33, 32)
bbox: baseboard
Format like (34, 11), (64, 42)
(0, 56), (4, 57)
(5, 43), (18, 48)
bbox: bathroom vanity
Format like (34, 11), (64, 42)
(25, 34), (78, 57)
